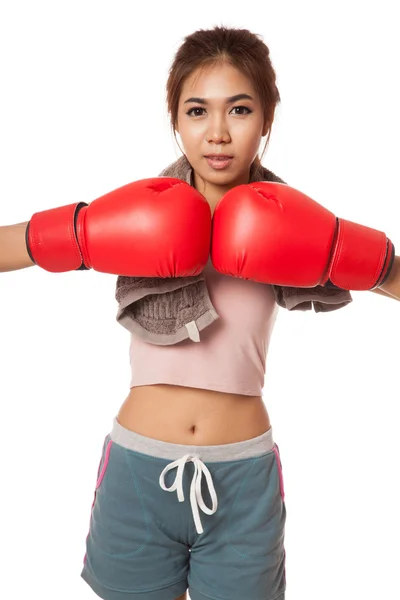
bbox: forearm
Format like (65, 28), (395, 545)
(0, 222), (35, 272)
(376, 255), (400, 301)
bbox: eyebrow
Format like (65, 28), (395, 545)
(183, 93), (254, 105)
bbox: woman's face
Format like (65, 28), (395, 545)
(176, 62), (268, 195)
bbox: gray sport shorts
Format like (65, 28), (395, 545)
(81, 416), (286, 600)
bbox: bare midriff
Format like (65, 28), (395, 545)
(116, 384), (271, 446)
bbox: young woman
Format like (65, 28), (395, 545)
(1, 25), (398, 600)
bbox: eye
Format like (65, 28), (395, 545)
(232, 106), (252, 115)
(186, 107), (206, 117)
(186, 106), (252, 117)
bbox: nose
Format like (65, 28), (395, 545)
(206, 115), (231, 144)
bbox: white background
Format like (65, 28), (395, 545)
(0, 1), (399, 599)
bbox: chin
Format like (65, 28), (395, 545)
(202, 168), (236, 180)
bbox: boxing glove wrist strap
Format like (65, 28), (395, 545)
(325, 218), (395, 290)
(26, 202), (88, 272)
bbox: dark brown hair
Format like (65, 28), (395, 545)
(166, 25), (281, 167)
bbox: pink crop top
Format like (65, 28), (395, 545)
(129, 257), (279, 396)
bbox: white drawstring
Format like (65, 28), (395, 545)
(159, 453), (218, 534)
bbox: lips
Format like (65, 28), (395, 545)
(205, 155), (233, 170)
(205, 155), (233, 159)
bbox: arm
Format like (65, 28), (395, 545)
(370, 255), (400, 301)
(0, 222), (35, 272)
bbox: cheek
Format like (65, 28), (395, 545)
(233, 118), (262, 137)
(180, 126), (205, 147)
(236, 128), (262, 152)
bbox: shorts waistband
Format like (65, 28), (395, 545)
(110, 416), (275, 461)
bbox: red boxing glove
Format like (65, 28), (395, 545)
(26, 177), (211, 277)
(211, 182), (395, 290)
